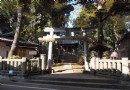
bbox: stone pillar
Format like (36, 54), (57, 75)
(90, 56), (96, 75)
(10, 60), (13, 70)
(112, 62), (116, 74)
(100, 61), (103, 70)
(104, 61), (107, 69)
(108, 61), (111, 69)
(108, 61), (111, 75)
(122, 57), (129, 78)
(14, 61), (17, 71)
(40, 54), (46, 73)
(47, 41), (53, 70)
(103, 61), (107, 73)
(22, 57), (26, 75)
(117, 62), (121, 74)
(90, 56), (96, 70)
(83, 41), (90, 71)
(96, 58), (100, 70)
(47, 31), (53, 70)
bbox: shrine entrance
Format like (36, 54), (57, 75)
(38, 27), (94, 73)
(56, 43), (78, 63)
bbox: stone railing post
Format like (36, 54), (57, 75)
(104, 61), (107, 70)
(100, 61), (103, 70)
(40, 54), (46, 73)
(14, 60), (17, 71)
(96, 58), (100, 70)
(37, 57), (40, 71)
(112, 62), (116, 74)
(10, 59), (13, 70)
(108, 61), (111, 75)
(90, 56), (96, 75)
(122, 57), (129, 78)
(117, 62), (121, 75)
(22, 57), (26, 75)
(0, 56), (2, 70)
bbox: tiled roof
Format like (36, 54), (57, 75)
(0, 35), (40, 47)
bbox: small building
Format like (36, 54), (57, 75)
(0, 32), (40, 58)
(0, 15), (40, 58)
(117, 32), (130, 59)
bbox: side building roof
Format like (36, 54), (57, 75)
(0, 32), (40, 48)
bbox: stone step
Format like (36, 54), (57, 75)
(53, 63), (79, 74)
(26, 77), (126, 89)
(27, 76), (120, 84)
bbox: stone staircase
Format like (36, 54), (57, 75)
(52, 63), (84, 74)
(26, 74), (129, 90)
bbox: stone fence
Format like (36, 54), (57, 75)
(0, 54), (46, 76)
(90, 57), (130, 79)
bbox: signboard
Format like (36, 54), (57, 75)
(29, 51), (37, 55)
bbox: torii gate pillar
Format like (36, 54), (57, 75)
(39, 27), (66, 71)
(83, 31), (90, 72)
(83, 41), (90, 71)
(47, 31), (53, 70)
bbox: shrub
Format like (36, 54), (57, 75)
(78, 54), (84, 65)
(8, 55), (21, 59)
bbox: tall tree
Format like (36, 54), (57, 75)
(103, 15), (127, 50)
(1, 0), (31, 57)
(20, 0), (73, 43)
(1, 0), (73, 57)
(8, 8), (22, 57)
(74, 0), (130, 58)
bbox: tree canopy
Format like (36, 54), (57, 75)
(74, 0), (130, 54)
(1, 0), (130, 57)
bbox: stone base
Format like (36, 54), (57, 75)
(90, 69), (96, 75)
(83, 70), (90, 74)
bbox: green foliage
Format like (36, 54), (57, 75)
(78, 53), (84, 65)
(0, 0), (19, 17)
(1, 0), (130, 57)
(0, 0), (72, 42)
(8, 55), (21, 59)
(20, 0), (72, 42)
(75, 0), (129, 51)
(51, 3), (72, 27)
(103, 51), (110, 59)
(103, 14), (127, 50)
(75, 4), (97, 28)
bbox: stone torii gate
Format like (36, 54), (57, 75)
(38, 27), (94, 72)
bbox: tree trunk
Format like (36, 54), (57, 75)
(113, 22), (119, 41)
(8, 8), (22, 58)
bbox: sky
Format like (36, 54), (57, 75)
(65, 0), (82, 28)
(65, 4), (82, 28)
(63, 0), (82, 43)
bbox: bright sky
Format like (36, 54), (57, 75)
(65, 2), (82, 28)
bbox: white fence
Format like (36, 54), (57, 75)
(0, 55), (46, 76)
(90, 57), (130, 78)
